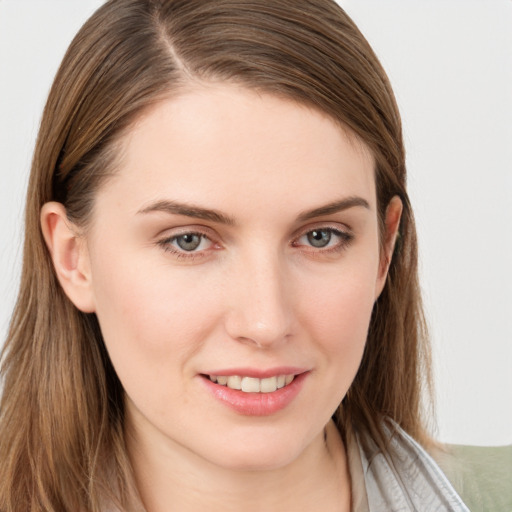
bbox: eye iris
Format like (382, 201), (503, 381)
(176, 234), (201, 251)
(307, 230), (331, 248)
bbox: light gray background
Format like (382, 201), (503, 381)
(1, 0), (511, 446)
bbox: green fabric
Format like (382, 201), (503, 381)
(434, 444), (512, 512)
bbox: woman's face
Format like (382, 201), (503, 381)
(80, 84), (395, 470)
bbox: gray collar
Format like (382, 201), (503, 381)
(346, 421), (470, 512)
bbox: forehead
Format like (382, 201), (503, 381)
(99, 83), (376, 218)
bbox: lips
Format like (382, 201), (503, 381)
(200, 368), (308, 416)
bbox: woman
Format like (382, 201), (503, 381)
(0, 0), (474, 510)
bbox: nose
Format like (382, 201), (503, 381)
(223, 249), (294, 349)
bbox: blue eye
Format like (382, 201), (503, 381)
(306, 229), (332, 248)
(295, 227), (353, 251)
(159, 232), (214, 255)
(175, 233), (203, 251)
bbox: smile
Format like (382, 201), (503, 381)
(201, 370), (308, 416)
(208, 374), (295, 393)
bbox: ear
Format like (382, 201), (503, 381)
(40, 202), (96, 313)
(374, 195), (403, 299)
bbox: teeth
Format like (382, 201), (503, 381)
(260, 377), (277, 393)
(208, 374), (295, 393)
(227, 375), (242, 390)
(241, 377), (260, 392)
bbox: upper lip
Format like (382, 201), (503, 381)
(201, 367), (309, 378)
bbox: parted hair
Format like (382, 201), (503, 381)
(0, 0), (431, 510)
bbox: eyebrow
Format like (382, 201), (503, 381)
(297, 196), (370, 221)
(137, 195), (370, 225)
(137, 200), (236, 225)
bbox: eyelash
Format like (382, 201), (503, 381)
(292, 227), (354, 254)
(157, 232), (215, 260)
(157, 226), (354, 260)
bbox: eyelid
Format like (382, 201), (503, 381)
(155, 223), (218, 239)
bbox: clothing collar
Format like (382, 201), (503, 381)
(345, 421), (470, 512)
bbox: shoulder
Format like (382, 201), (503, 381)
(432, 443), (512, 512)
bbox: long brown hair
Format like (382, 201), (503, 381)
(0, 0), (431, 510)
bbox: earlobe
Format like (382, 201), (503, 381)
(40, 202), (96, 313)
(375, 195), (403, 298)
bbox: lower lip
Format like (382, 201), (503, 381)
(200, 373), (308, 416)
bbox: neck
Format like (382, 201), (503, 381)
(127, 420), (351, 512)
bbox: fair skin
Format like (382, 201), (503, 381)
(41, 84), (401, 511)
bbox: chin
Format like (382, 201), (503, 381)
(197, 426), (314, 472)
(210, 449), (298, 473)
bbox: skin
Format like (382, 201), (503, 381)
(41, 83), (402, 511)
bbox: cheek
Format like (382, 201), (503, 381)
(307, 280), (375, 353)
(285, 261), (378, 433)
(301, 244), (379, 332)
(89, 251), (222, 388)
(297, 255), (379, 378)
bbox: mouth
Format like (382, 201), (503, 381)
(205, 374), (296, 393)
(200, 370), (308, 416)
